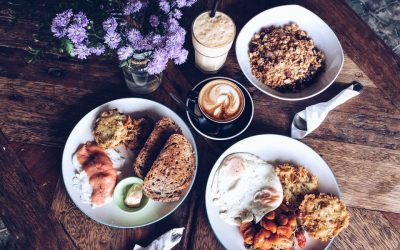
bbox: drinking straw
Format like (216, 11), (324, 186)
(210, 0), (220, 18)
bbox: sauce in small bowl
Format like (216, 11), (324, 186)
(113, 177), (149, 213)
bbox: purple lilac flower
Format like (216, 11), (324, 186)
(72, 44), (91, 59)
(150, 34), (164, 47)
(159, 0), (170, 13)
(176, 0), (197, 7)
(167, 26), (186, 47)
(104, 33), (120, 49)
(173, 9), (183, 19)
(173, 48), (188, 64)
(67, 24), (87, 44)
(117, 46), (134, 60)
(149, 15), (160, 27)
(135, 35), (153, 51)
(127, 28), (143, 46)
(90, 46), (106, 56)
(124, 0), (143, 15)
(165, 18), (179, 33)
(146, 49), (169, 74)
(104, 31), (121, 49)
(51, 9), (73, 38)
(103, 17), (117, 32)
(73, 12), (89, 27)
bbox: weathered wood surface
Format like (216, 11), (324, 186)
(0, 0), (400, 249)
(0, 132), (76, 249)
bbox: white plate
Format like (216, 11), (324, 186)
(205, 134), (340, 250)
(62, 98), (198, 228)
(236, 5), (344, 101)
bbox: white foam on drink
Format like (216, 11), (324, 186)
(193, 12), (235, 48)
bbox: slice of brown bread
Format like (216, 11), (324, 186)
(143, 134), (195, 202)
(133, 117), (181, 178)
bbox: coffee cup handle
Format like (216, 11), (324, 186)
(187, 90), (199, 103)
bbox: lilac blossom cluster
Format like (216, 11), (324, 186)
(51, 9), (105, 59)
(51, 0), (197, 74)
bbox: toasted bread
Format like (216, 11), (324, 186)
(124, 117), (153, 150)
(133, 117), (181, 178)
(143, 134), (195, 202)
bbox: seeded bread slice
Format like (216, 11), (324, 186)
(133, 117), (181, 178)
(143, 134), (195, 202)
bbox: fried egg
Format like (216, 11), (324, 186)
(211, 153), (283, 225)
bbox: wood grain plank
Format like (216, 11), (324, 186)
(0, 46), (124, 90)
(0, 131), (76, 249)
(9, 142), (62, 206)
(51, 177), (114, 249)
(331, 207), (400, 250)
(383, 212), (400, 235)
(302, 138), (400, 213)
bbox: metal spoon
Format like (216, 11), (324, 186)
(169, 92), (200, 119)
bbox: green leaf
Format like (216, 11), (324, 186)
(119, 61), (128, 68)
(63, 39), (74, 56)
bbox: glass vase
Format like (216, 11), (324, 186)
(122, 61), (162, 95)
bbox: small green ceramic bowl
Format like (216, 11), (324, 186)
(113, 177), (149, 213)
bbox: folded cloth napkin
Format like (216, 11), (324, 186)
(133, 228), (184, 250)
(291, 82), (363, 139)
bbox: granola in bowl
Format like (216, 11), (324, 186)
(249, 23), (325, 92)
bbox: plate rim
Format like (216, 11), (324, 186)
(61, 97), (199, 228)
(235, 4), (344, 101)
(185, 76), (254, 141)
(205, 134), (340, 249)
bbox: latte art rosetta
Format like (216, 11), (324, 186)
(199, 80), (244, 122)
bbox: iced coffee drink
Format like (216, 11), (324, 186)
(192, 11), (236, 73)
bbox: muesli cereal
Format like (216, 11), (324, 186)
(248, 23), (325, 92)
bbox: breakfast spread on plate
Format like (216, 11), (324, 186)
(72, 109), (195, 208)
(55, 4), (354, 247)
(248, 23), (325, 92)
(211, 154), (349, 249)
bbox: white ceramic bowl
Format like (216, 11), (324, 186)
(62, 98), (198, 228)
(236, 5), (344, 101)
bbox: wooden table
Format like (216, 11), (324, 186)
(1, 0), (400, 249)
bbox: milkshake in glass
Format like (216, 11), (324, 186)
(192, 11), (236, 73)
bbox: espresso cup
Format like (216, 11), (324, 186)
(188, 78), (245, 124)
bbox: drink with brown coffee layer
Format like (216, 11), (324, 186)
(198, 79), (245, 123)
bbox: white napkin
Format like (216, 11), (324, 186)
(291, 84), (362, 139)
(133, 228), (185, 250)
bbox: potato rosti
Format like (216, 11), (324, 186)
(94, 109), (130, 149)
(124, 117), (153, 150)
(299, 193), (350, 241)
(275, 163), (318, 208)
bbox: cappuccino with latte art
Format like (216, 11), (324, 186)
(198, 79), (245, 123)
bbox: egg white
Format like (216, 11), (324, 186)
(211, 152), (283, 225)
